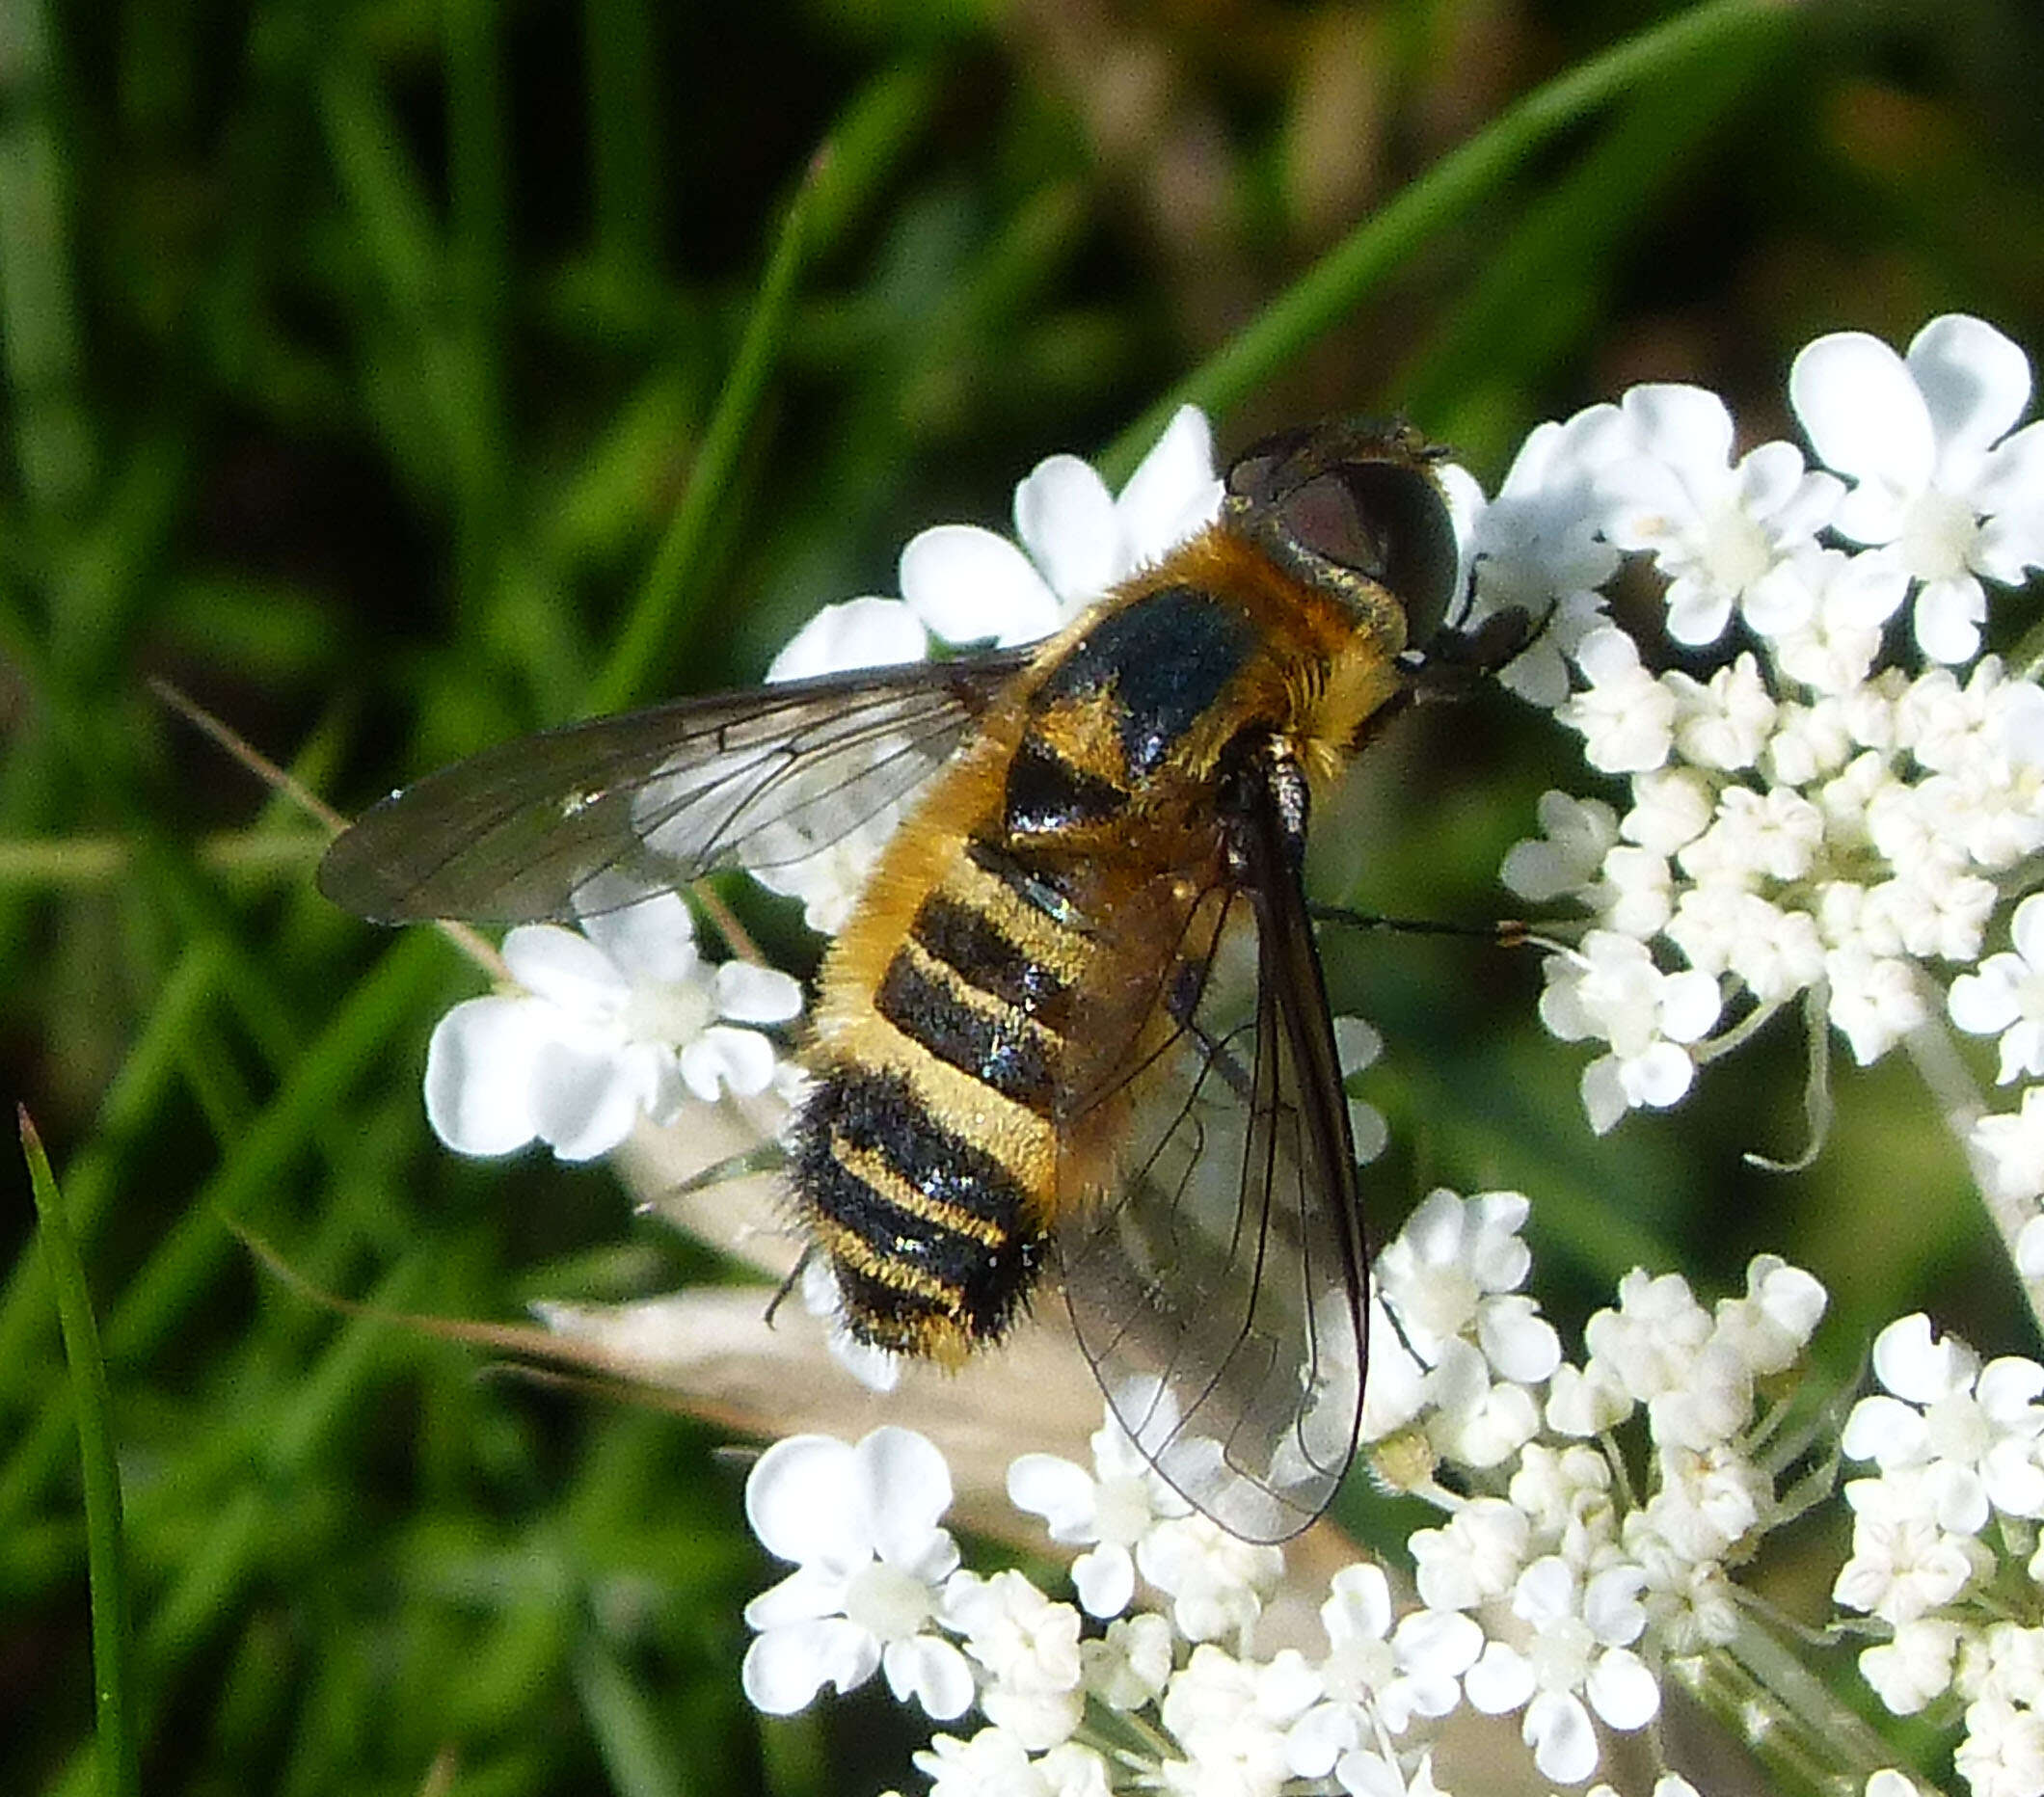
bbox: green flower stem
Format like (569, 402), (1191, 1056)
(21, 1109), (141, 1797)
(1099, 0), (1801, 484)
(1708, 1605), (1930, 1795)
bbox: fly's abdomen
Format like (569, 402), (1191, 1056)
(795, 814), (1093, 1361)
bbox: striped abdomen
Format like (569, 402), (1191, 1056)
(791, 829), (1092, 1359)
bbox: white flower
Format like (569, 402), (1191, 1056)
(1954, 1697), (2044, 1797)
(1823, 943), (1930, 1066)
(1501, 791), (1620, 903)
(1556, 627), (1678, 773)
(1080, 1612), (1173, 1711)
(1791, 314), (2044, 662)
(1583, 1270), (1712, 1406)
(424, 894), (801, 1162)
(1462, 1556), (1659, 1784)
(1008, 1407), (1191, 1619)
(915, 1729), (1111, 1797)
(1589, 382), (1842, 648)
(1507, 1442), (1616, 1569)
(1159, 1644), (1322, 1797)
(1538, 932), (1720, 1132)
(1137, 1514), (1285, 1645)
(900, 404), (1222, 648)
(1409, 1497), (1530, 1612)
(1666, 654), (1780, 772)
(1859, 1617), (1961, 1716)
(945, 1569), (1085, 1751)
(1971, 1086), (2044, 1204)
(1422, 1337), (1542, 1470)
(1451, 407), (1627, 706)
(1375, 1189), (1561, 1384)
(1832, 1467), (1982, 1625)
(1841, 1314), (2044, 1526)
(740, 1428), (973, 1718)
(1293, 1563), (1481, 1749)
(1711, 1254), (1828, 1376)
(1951, 893), (2044, 1083)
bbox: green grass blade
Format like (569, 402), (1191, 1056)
(1099, 0), (1799, 481)
(21, 1108), (141, 1797)
(585, 155), (820, 715)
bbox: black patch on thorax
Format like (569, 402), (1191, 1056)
(1034, 584), (1257, 776)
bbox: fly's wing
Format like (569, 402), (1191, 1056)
(1056, 777), (1368, 1542)
(319, 650), (1031, 924)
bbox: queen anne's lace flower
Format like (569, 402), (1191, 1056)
(1463, 1556), (1659, 1784)
(741, 1428), (974, 1718)
(1374, 1189), (1562, 1386)
(1791, 314), (2044, 662)
(1008, 1413), (1191, 1620)
(424, 893), (801, 1162)
(1588, 382), (1842, 648)
(1489, 314), (2044, 1130)
(1842, 1314), (2044, 1530)
(1951, 893), (2044, 1084)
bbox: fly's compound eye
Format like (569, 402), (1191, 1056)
(1258, 458), (1461, 648)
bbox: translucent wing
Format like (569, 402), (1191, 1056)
(319, 650), (1031, 924)
(1057, 763), (1368, 1542)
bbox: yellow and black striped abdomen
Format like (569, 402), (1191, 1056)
(792, 746), (1101, 1359)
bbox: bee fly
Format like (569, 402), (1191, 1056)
(320, 419), (1474, 1542)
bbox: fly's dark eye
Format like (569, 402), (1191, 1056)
(1271, 463), (1460, 646)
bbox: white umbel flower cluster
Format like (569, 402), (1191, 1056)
(738, 1193), (1857, 1797)
(1832, 1314), (2044, 1797)
(1494, 315), (2044, 1134)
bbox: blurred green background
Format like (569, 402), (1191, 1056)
(4, 0), (2042, 1792)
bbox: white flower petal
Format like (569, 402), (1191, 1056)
(1116, 405), (1223, 560)
(1790, 332), (1936, 527)
(1014, 454), (1120, 602)
(900, 523), (1062, 647)
(1524, 1689), (1600, 1784)
(1464, 1642), (1535, 1714)
(680, 1025), (776, 1101)
(741, 1618), (877, 1713)
(767, 595), (929, 681)
(857, 1426), (956, 1561)
(747, 1435), (868, 1567)
(1908, 314), (2032, 466)
(883, 1635), (977, 1720)
(423, 994), (550, 1156)
(501, 922), (629, 1008)
(578, 893), (699, 983)
(1586, 1647), (1660, 1730)
(529, 1037), (654, 1160)
(713, 959), (804, 1024)
(1071, 1543), (1136, 1619)
(1006, 1453), (1097, 1536)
